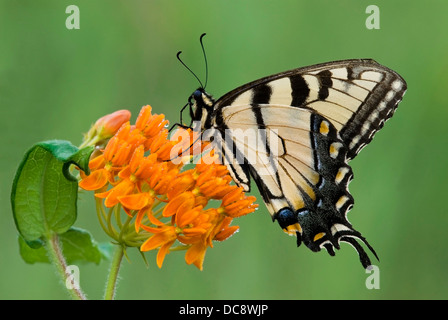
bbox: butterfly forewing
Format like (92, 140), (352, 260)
(215, 59), (407, 159)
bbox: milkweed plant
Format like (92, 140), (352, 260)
(11, 105), (258, 300)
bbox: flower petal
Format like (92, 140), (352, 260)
(222, 187), (244, 206)
(176, 206), (202, 227)
(88, 154), (106, 170)
(214, 226), (239, 241)
(94, 189), (111, 199)
(140, 227), (176, 251)
(129, 145), (145, 173)
(162, 191), (195, 217)
(135, 105), (153, 131)
(167, 171), (195, 199)
(156, 240), (176, 268)
(79, 169), (108, 191)
(183, 227), (207, 237)
(146, 212), (165, 226)
(104, 179), (135, 207)
(118, 192), (151, 210)
(185, 242), (207, 271)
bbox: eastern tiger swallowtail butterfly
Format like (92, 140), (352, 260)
(177, 35), (407, 269)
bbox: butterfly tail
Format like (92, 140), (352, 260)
(322, 224), (379, 269)
(340, 235), (379, 269)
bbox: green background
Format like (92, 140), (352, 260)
(1, 0), (447, 300)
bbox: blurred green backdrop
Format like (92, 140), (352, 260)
(1, 0), (447, 300)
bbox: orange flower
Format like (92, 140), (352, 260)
(213, 217), (239, 241)
(139, 225), (177, 268)
(140, 204), (208, 268)
(79, 105), (258, 270)
(220, 187), (258, 218)
(195, 167), (234, 199)
(79, 131), (136, 191)
(135, 105), (169, 140)
(166, 171), (196, 200)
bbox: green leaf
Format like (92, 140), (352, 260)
(19, 227), (105, 265)
(57, 228), (103, 264)
(19, 236), (49, 263)
(11, 140), (94, 242)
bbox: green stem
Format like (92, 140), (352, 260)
(104, 244), (124, 300)
(45, 232), (87, 300)
(106, 206), (119, 239)
(95, 198), (116, 239)
(152, 206), (164, 217)
(79, 135), (101, 149)
(114, 204), (124, 229)
(118, 215), (133, 244)
(170, 244), (190, 252)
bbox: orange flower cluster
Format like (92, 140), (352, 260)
(79, 105), (258, 270)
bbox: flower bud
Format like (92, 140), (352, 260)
(94, 110), (131, 140)
(82, 110), (132, 148)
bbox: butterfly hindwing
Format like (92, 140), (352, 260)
(214, 103), (377, 267)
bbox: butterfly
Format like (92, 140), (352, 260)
(177, 35), (407, 268)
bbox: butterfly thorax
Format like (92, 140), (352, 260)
(189, 88), (216, 130)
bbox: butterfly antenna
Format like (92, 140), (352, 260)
(177, 51), (204, 88)
(199, 33), (209, 89)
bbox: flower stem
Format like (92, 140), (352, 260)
(103, 244), (124, 300)
(45, 232), (87, 300)
(79, 135), (101, 149)
(95, 198), (116, 239)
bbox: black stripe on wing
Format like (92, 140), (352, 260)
(317, 70), (332, 100)
(290, 74), (310, 106)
